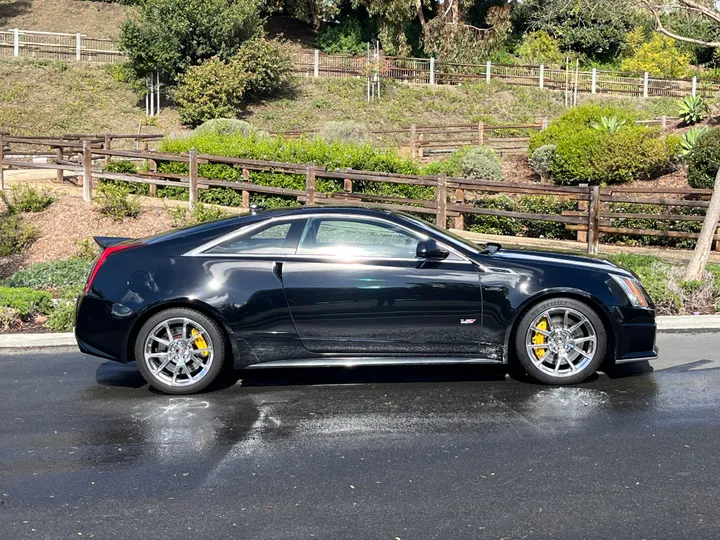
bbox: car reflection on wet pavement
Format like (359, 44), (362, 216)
(1, 331), (719, 539)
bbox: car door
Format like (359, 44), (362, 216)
(280, 215), (484, 356)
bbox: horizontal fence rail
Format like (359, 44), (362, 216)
(2, 133), (719, 256)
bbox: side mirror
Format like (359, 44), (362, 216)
(416, 239), (449, 260)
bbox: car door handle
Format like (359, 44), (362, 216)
(273, 261), (283, 281)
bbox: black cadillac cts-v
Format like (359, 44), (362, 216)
(75, 206), (657, 394)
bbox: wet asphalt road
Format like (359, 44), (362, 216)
(1, 333), (720, 540)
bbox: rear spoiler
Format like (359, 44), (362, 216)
(94, 236), (132, 249)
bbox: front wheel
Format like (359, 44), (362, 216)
(134, 308), (227, 394)
(514, 297), (606, 385)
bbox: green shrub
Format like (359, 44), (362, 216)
(516, 31), (563, 66)
(0, 183), (56, 213)
(4, 259), (92, 291)
(317, 121), (369, 144)
(173, 57), (247, 126)
(0, 287), (53, 319)
(168, 202), (231, 228)
(45, 299), (76, 332)
(105, 160), (138, 174)
(687, 127), (720, 189)
(119, 0), (263, 81)
(0, 306), (21, 331)
(620, 29), (691, 78)
(102, 160), (150, 195)
(317, 18), (367, 55)
(679, 126), (709, 157)
(528, 144), (556, 182)
(193, 119), (263, 137)
(458, 147), (504, 181)
(95, 183), (141, 221)
(530, 104), (674, 185)
(231, 38), (293, 100)
(0, 215), (39, 256)
(76, 238), (100, 261)
(678, 96), (710, 126)
(466, 195), (577, 240)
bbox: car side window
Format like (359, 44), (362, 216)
(205, 220), (303, 255)
(297, 217), (420, 259)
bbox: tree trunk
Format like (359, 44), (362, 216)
(684, 166), (720, 281)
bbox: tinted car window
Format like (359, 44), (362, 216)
(297, 218), (419, 258)
(205, 221), (300, 255)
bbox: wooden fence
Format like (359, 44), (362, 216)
(1, 133), (718, 256)
(295, 50), (720, 99)
(0, 29), (125, 63)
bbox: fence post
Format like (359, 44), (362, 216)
(410, 124), (417, 159)
(643, 72), (649, 98)
(305, 163), (316, 206)
(103, 134), (111, 167)
(587, 185), (600, 256)
(13, 28), (20, 57)
(577, 183), (588, 244)
(486, 60), (491, 84)
(539, 64), (544, 89)
(661, 115), (668, 130)
(0, 133), (4, 191)
(478, 121), (484, 147)
(188, 148), (198, 209)
(313, 49), (319, 78)
(55, 147), (64, 183)
(436, 174), (447, 228)
(82, 141), (92, 202)
(591, 68), (597, 94)
(75, 33), (82, 61)
(453, 188), (464, 230)
(429, 57), (435, 85)
(242, 168), (250, 210)
(344, 178), (353, 192)
(692, 76), (698, 97)
(541, 117), (549, 130)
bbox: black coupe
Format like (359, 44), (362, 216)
(75, 206), (657, 394)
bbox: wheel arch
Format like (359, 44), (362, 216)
(502, 289), (617, 366)
(124, 299), (240, 364)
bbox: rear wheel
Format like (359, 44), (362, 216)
(134, 308), (226, 394)
(514, 297), (606, 385)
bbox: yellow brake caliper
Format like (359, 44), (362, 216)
(532, 318), (548, 359)
(191, 328), (210, 357)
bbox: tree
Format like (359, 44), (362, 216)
(119, 0), (264, 82)
(641, 0), (720, 280)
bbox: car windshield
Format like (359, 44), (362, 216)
(396, 213), (484, 254)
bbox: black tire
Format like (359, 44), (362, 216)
(134, 307), (227, 395)
(513, 297), (606, 385)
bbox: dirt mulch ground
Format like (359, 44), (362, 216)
(0, 193), (174, 280)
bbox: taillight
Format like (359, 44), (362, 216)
(84, 244), (138, 295)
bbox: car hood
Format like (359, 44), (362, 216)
(486, 249), (635, 278)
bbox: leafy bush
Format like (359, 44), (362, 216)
(76, 238), (100, 261)
(466, 195), (577, 240)
(620, 30), (691, 78)
(0, 306), (21, 331)
(95, 183), (141, 221)
(167, 202), (231, 228)
(46, 299), (76, 332)
(0, 215), (39, 256)
(105, 160), (139, 174)
(457, 147), (504, 181)
(194, 119), (263, 137)
(530, 104), (675, 185)
(231, 38), (294, 100)
(0, 287), (53, 319)
(0, 183), (56, 213)
(687, 127), (720, 189)
(679, 126), (709, 157)
(173, 57), (247, 125)
(317, 18), (367, 55)
(528, 144), (556, 182)
(516, 31), (563, 66)
(317, 121), (369, 144)
(119, 0), (263, 81)
(4, 259), (92, 291)
(678, 96), (709, 126)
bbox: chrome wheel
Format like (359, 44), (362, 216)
(524, 307), (597, 378)
(143, 317), (215, 388)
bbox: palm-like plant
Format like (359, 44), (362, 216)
(680, 126), (710, 157)
(591, 115), (627, 134)
(678, 96), (709, 125)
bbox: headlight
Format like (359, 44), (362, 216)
(611, 274), (650, 308)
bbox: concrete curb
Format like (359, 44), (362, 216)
(1, 315), (720, 349)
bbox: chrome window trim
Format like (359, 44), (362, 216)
(183, 212), (471, 263)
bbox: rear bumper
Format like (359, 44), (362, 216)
(613, 306), (657, 364)
(75, 295), (136, 363)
